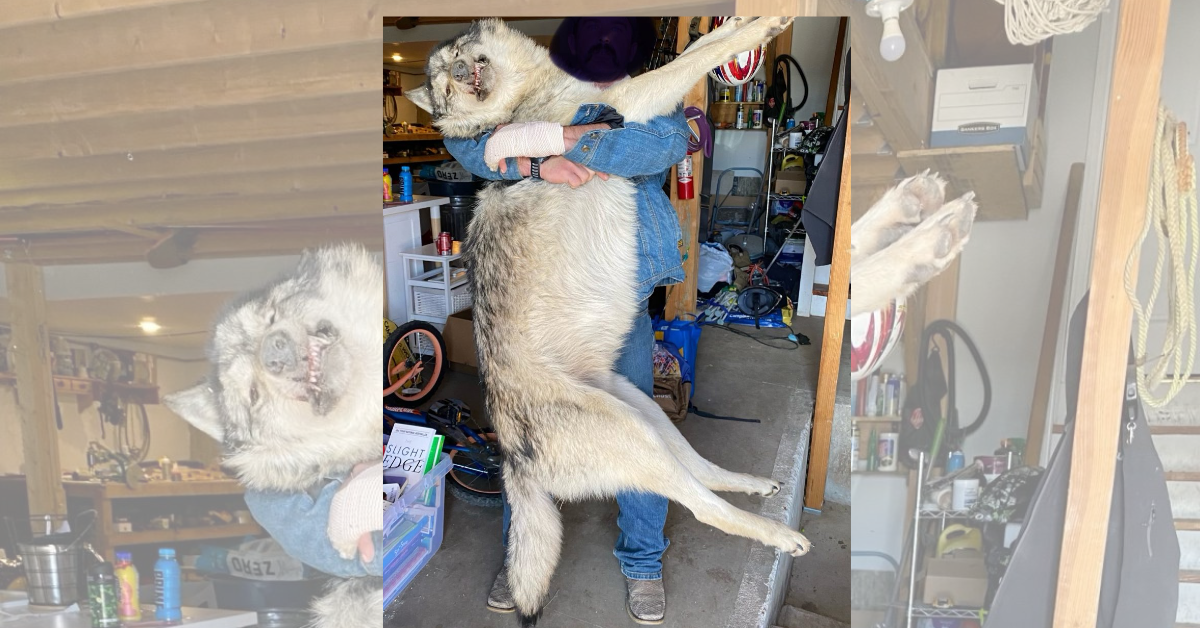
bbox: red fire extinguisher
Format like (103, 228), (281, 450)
(676, 153), (694, 200)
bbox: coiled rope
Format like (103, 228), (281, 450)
(1124, 105), (1199, 408)
(993, 0), (1110, 45)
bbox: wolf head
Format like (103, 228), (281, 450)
(164, 244), (381, 491)
(406, 18), (548, 138)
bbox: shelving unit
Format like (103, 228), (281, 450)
(0, 373), (158, 412)
(384, 155), (448, 166)
(62, 479), (261, 561)
(896, 452), (988, 628)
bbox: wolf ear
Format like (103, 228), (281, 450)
(163, 382), (224, 443)
(406, 85), (433, 114)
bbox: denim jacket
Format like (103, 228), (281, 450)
(442, 103), (690, 301)
(244, 477), (382, 578)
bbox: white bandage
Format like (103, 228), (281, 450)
(327, 461), (383, 560)
(484, 121), (566, 170)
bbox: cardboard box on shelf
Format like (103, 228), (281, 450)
(930, 63), (1038, 169)
(773, 169), (807, 196)
(442, 308), (477, 371)
(921, 553), (989, 608)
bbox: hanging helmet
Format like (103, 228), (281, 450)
(851, 299), (906, 382)
(708, 17), (766, 86)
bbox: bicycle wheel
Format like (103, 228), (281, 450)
(446, 432), (503, 508)
(383, 321), (446, 407)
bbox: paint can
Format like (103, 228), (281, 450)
(952, 478), (980, 511)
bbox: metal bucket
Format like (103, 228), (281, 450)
(4, 512), (98, 608)
(16, 541), (81, 607)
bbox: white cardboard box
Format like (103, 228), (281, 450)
(931, 63), (1037, 168)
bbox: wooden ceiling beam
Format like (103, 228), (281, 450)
(0, 43), (379, 130)
(4, 222), (384, 265)
(0, 188), (379, 235)
(820, 0), (934, 152)
(0, 92), (376, 162)
(0, 0), (208, 30)
(0, 131), (378, 193)
(0, 163), (376, 210)
(0, 0), (378, 85)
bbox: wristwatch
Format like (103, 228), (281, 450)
(529, 156), (547, 181)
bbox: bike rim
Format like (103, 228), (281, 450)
(448, 434), (502, 495)
(386, 328), (443, 400)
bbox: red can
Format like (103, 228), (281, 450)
(676, 154), (694, 200)
(436, 231), (452, 256)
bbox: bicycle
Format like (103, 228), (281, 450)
(383, 319), (446, 407)
(384, 400), (504, 508)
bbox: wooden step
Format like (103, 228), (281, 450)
(1181, 570), (1200, 584)
(1052, 424), (1200, 435)
(1166, 472), (1200, 482)
(776, 605), (849, 628)
(1176, 519), (1200, 531)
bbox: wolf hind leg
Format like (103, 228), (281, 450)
(598, 374), (780, 497)
(505, 476), (563, 627)
(569, 392), (810, 557)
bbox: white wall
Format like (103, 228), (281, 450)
(0, 357), (208, 475)
(955, 23), (1105, 462)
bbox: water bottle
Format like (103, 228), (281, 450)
(399, 166), (414, 203)
(947, 449), (965, 473)
(154, 548), (182, 622)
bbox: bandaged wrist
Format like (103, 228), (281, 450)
(484, 122), (566, 168)
(327, 462), (383, 557)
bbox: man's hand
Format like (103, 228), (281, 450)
(562, 123), (610, 152)
(498, 156), (610, 188)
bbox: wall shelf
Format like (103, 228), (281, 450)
(384, 155), (449, 165)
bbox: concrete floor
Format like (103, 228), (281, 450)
(386, 316), (849, 628)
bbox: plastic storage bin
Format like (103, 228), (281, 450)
(653, 318), (702, 398)
(383, 452), (452, 608)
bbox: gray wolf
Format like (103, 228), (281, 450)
(850, 171), (978, 317)
(406, 17), (809, 625)
(163, 244), (382, 628)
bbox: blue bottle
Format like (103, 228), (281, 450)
(400, 166), (414, 203)
(153, 548), (182, 622)
(946, 449), (965, 473)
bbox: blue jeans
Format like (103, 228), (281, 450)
(501, 306), (670, 580)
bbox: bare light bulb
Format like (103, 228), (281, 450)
(880, 16), (905, 62)
(865, 0), (913, 63)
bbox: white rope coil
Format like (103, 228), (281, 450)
(1124, 105), (1199, 408)
(994, 0), (1110, 45)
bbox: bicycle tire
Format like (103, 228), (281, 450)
(447, 481), (504, 508)
(383, 321), (446, 407)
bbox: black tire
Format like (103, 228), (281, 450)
(383, 321), (446, 408)
(447, 481), (504, 508)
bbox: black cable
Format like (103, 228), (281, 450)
(704, 322), (809, 350)
(918, 319), (992, 466)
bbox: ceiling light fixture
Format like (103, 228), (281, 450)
(139, 319), (161, 334)
(865, 0), (914, 63)
(391, 53), (402, 62)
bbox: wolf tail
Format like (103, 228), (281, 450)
(506, 481), (562, 627)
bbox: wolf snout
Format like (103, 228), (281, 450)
(452, 59), (470, 82)
(261, 330), (298, 374)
